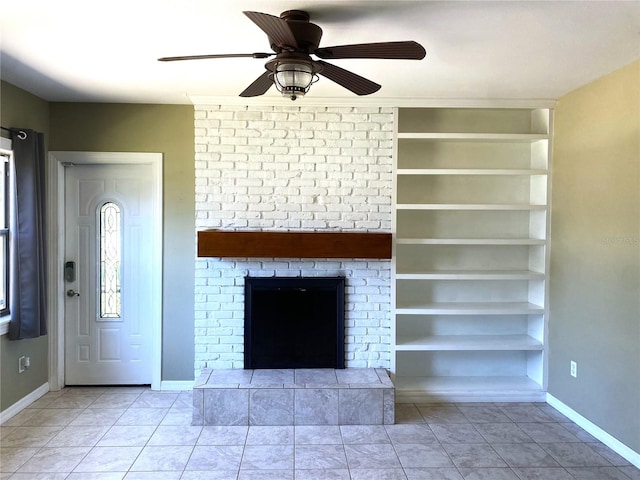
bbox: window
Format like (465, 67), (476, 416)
(0, 152), (10, 317)
(99, 201), (122, 318)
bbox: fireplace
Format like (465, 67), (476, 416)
(244, 276), (345, 369)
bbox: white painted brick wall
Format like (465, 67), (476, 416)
(194, 105), (393, 375)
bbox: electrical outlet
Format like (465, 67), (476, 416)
(18, 355), (27, 374)
(570, 360), (577, 378)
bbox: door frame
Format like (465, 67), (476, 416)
(47, 152), (163, 391)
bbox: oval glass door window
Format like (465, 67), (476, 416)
(99, 201), (121, 318)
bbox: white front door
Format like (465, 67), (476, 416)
(64, 163), (155, 385)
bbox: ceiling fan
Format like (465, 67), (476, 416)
(158, 10), (426, 100)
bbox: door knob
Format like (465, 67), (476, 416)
(66, 289), (80, 297)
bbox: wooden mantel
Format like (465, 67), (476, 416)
(197, 230), (392, 259)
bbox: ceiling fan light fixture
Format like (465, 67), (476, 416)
(272, 61), (319, 100)
(159, 10), (426, 99)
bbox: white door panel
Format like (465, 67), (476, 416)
(64, 163), (154, 385)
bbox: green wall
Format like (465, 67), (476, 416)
(549, 60), (640, 452)
(49, 103), (195, 382)
(1, 88), (196, 414)
(0, 81), (51, 411)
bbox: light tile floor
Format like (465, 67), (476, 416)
(1, 386), (638, 479)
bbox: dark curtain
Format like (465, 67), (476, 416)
(8, 129), (47, 340)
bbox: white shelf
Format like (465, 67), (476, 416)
(395, 375), (542, 391)
(396, 204), (547, 211)
(396, 238), (546, 246)
(397, 169), (548, 176)
(394, 375), (545, 402)
(395, 334), (543, 351)
(396, 302), (545, 315)
(395, 270), (544, 280)
(397, 133), (548, 142)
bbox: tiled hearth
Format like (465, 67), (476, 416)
(193, 368), (395, 426)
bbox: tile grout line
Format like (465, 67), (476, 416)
(4, 388), (638, 479)
(79, 388), (144, 477)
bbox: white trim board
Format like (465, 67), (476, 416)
(397, 391), (547, 404)
(547, 393), (640, 469)
(0, 383), (49, 425)
(190, 95), (556, 109)
(47, 152), (163, 391)
(160, 381), (194, 391)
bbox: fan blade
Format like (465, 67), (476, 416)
(239, 70), (274, 97)
(243, 11), (298, 49)
(158, 53), (273, 62)
(315, 41), (426, 60)
(316, 60), (381, 96)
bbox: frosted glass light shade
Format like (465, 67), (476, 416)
(274, 62), (314, 100)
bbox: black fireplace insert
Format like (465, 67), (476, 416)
(244, 276), (345, 369)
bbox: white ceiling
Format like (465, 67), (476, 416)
(1, 0), (639, 105)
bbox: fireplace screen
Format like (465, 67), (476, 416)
(244, 277), (345, 369)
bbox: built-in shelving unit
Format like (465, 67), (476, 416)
(391, 106), (553, 402)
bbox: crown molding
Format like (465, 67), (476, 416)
(189, 95), (556, 109)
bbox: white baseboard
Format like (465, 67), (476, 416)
(397, 391), (547, 403)
(547, 393), (640, 469)
(160, 380), (194, 391)
(0, 383), (49, 425)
